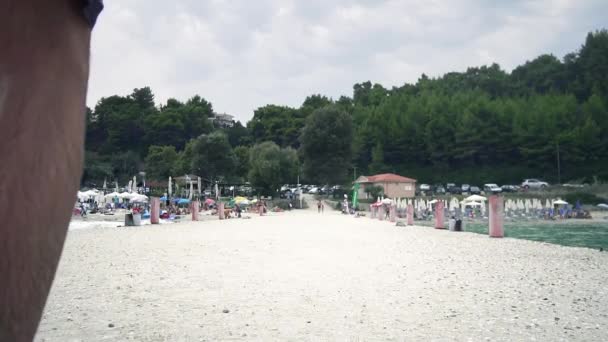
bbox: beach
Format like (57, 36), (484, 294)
(36, 209), (608, 341)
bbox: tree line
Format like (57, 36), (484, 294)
(83, 30), (608, 193)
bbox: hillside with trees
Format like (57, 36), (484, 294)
(83, 30), (608, 192)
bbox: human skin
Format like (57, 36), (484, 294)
(0, 1), (92, 340)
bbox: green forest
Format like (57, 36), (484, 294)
(84, 30), (608, 191)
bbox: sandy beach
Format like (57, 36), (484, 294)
(36, 209), (608, 341)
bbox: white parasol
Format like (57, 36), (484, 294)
(464, 195), (487, 202)
(168, 177), (172, 197)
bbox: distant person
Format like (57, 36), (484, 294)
(317, 200), (322, 213)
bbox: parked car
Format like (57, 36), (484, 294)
(308, 187), (319, 194)
(484, 183), (502, 193)
(521, 179), (549, 189)
(461, 184), (470, 193)
(501, 185), (520, 192)
(446, 183), (456, 189)
(448, 185), (462, 194)
(469, 186), (481, 194)
(419, 184), (431, 192)
(435, 185), (446, 195)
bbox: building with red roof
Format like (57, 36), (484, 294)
(355, 173), (417, 199)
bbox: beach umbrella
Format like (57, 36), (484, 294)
(428, 199), (438, 204)
(168, 177), (172, 197)
(83, 189), (98, 197)
(545, 199), (552, 209)
(466, 201), (482, 207)
(133, 176), (137, 192)
(189, 180), (194, 200)
(464, 195), (486, 202)
(118, 192), (132, 199)
(205, 198), (216, 205)
(127, 180), (132, 193)
(215, 183), (220, 200)
(104, 191), (120, 199)
(234, 196), (248, 204)
(130, 194), (148, 203)
(382, 198), (393, 204)
(597, 203), (608, 209)
(77, 191), (88, 201)
(553, 199), (568, 205)
(103, 179), (107, 189)
(115, 181), (119, 192)
(198, 177), (202, 196)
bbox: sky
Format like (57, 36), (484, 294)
(88, 0), (608, 122)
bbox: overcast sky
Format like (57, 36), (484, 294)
(88, 0), (607, 122)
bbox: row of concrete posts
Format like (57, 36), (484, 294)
(369, 195), (504, 237)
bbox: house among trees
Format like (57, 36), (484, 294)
(355, 173), (417, 199)
(211, 113), (235, 128)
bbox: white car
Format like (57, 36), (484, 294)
(521, 179), (549, 189)
(419, 184), (431, 191)
(308, 187), (319, 194)
(484, 183), (502, 193)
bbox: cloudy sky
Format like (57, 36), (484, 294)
(88, 0), (607, 122)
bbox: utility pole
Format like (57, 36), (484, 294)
(556, 141), (561, 185)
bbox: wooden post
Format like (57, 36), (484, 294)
(489, 195), (504, 237)
(407, 204), (414, 225)
(219, 202), (225, 220)
(435, 201), (445, 229)
(192, 201), (199, 221)
(150, 197), (160, 224)
(390, 204), (396, 222)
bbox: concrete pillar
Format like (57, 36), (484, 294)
(489, 195), (504, 238)
(407, 204), (414, 225)
(370, 205), (375, 219)
(192, 201), (199, 221)
(150, 197), (160, 224)
(378, 206), (384, 221)
(435, 201), (445, 229)
(219, 202), (225, 220)
(390, 204), (396, 222)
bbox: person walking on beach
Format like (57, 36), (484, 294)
(317, 200), (322, 213)
(80, 203), (87, 218)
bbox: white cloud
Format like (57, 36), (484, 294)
(87, 0), (608, 122)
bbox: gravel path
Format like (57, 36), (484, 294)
(36, 210), (608, 341)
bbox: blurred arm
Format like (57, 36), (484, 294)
(0, 1), (91, 340)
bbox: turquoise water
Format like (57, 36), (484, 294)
(463, 221), (608, 250)
(414, 219), (608, 250)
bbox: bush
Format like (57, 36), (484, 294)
(563, 192), (607, 205)
(365, 185), (384, 199)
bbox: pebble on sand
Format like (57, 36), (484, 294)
(223, 309), (230, 314)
